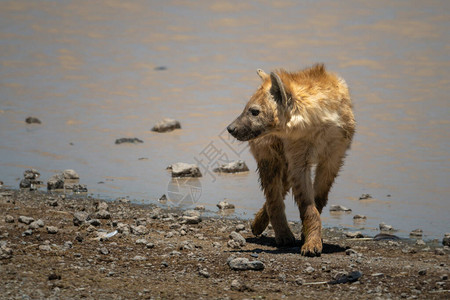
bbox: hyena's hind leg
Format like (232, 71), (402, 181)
(313, 139), (351, 213)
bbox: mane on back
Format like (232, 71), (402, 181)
(275, 63), (327, 84)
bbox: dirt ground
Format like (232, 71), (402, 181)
(0, 188), (448, 299)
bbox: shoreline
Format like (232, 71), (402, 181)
(1, 188), (449, 299)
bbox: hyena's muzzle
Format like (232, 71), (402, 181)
(227, 115), (264, 142)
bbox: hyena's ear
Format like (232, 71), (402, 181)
(270, 72), (288, 107)
(256, 69), (269, 81)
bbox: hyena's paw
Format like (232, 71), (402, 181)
(300, 235), (322, 257)
(251, 218), (268, 236)
(275, 230), (296, 247)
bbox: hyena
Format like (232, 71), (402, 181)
(227, 64), (355, 256)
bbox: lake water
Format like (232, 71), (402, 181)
(0, 0), (449, 240)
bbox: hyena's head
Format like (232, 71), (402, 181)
(227, 69), (290, 141)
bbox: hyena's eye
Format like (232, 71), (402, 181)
(250, 108), (260, 116)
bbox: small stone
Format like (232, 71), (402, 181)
(181, 216), (201, 224)
(118, 198), (130, 204)
(47, 174), (64, 190)
(345, 231), (364, 238)
(345, 249), (359, 256)
(132, 255), (147, 261)
(146, 243), (155, 249)
(198, 269), (210, 278)
(415, 239), (426, 245)
(359, 194), (372, 200)
(230, 279), (242, 291)
(19, 179), (31, 188)
(72, 184), (88, 193)
(115, 137), (143, 144)
(235, 224), (245, 232)
(25, 117), (41, 124)
(443, 233), (450, 246)
(96, 210), (111, 219)
(18, 216), (34, 225)
(5, 215), (14, 223)
(371, 273), (384, 277)
(435, 248), (445, 255)
(295, 277), (305, 285)
(213, 160), (249, 173)
(151, 118), (181, 133)
(194, 205), (205, 211)
(99, 247), (109, 255)
(29, 219), (44, 229)
(46, 226), (58, 234)
(130, 225), (148, 235)
(379, 222), (394, 231)
(217, 201), (235, 210)
(229, 231), (246, 247)
(305, 266), (315, 274)
(97, 202), (108, 211)
(329, 205), (351, 212)
(0, 245), (13, 259)
(88, 219), (101, 227)
(418, 269), (427, 276)
(410, 229), (423, 237)
(73, 212), (89, 226)
(39, 245), (52, 251)
(63, 169), (79, 179)
(441, 274), (448, 280)
(353, 214), (367, 220)
(167, 162), (202, 178)
(48, 273), (61, 281)
(136, 239), (148, 245)
(228, 257), (264, 271)
(64, 241), (73, 249)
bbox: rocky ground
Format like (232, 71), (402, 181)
(0, 188), (449, 299)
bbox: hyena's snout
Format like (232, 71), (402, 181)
(226, 123), (237, 136)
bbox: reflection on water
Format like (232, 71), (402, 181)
(0, 0), (449, 240)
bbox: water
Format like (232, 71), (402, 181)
(0, 0), (449, 240)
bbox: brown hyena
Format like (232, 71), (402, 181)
(227, 64), (355, 256)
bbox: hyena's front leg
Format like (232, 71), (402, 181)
(252, 159), (294, 246)
(287, 147), (322, 256)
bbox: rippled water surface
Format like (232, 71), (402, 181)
(1, 1), (449, 240)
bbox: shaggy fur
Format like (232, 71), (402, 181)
(227, 64), (355, 256)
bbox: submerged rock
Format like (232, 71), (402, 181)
(359, 194), (372, 200)
(213, 160), (249, 173)
(410, 229), (423, 237)
(115, 138), (143, 144)
(329, 205), (351, 212)
(443, 233), (450, 246)
(63, 169), (79, 179)
(167, 163), (202, 178)
(217, 201), (235, 210)
(379, 222), (394, 231)
(25, 117), (41, 124)
(151, 118), (181, 133)
(47, 174), (64, 190)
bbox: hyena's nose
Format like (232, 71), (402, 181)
(227, 125), (236, 135)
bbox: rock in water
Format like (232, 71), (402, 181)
(47, 174), (64, 190)
(115, 138), (143, 144)
(329, 205), (351, 212)
(151, 118), (181, 133)
(443, 233), (450, 246)
(25, 117), (41, 124)
(167, 163), (202, 178)
(379, 222), (394, 231)
(410, 229), (423, 237)
(213, 160), (249, 173)
(63, 169), (79, 179)
(217, 201), (235, 210)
